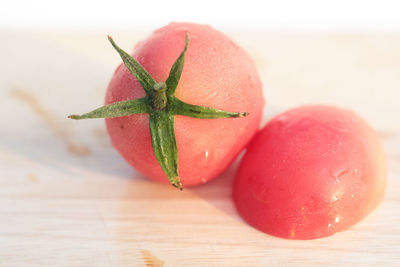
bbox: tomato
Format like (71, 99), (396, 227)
(102, 22), (264, 187)
(233, 105), (386, 239)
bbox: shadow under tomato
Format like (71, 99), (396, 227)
(107, 157), (244, 265)
(187, 156), (243, 220)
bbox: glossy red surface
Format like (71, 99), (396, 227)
(233, 105), (386, 239)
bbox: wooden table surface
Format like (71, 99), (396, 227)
(0, 30), (399, 266)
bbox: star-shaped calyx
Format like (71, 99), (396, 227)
(69, 33), (249, 190)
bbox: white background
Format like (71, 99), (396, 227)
(1, 0), (400, 31)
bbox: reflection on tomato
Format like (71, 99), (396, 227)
(233, 105), (387, 239)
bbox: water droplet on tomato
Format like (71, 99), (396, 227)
(198, 150), (214, 167)
(331, 190), (344, 203)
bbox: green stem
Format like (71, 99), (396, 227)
(170, 98), (249, 119)
(68, 33), (249, 190)
(149, 111), (181, 190)
(152, 82), (168, 110)
(68, 98), (150, 119)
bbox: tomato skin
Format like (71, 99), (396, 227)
(105, 22), (264, 187)
(233, 105), (386, 239)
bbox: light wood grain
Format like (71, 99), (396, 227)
(0, 30), (399, 267)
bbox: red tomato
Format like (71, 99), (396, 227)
(233, 105), (386, 239)
(105, 22), (264, 187)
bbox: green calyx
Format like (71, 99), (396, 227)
(68, 33), (249, 190)
(152, 82), (168, 110)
